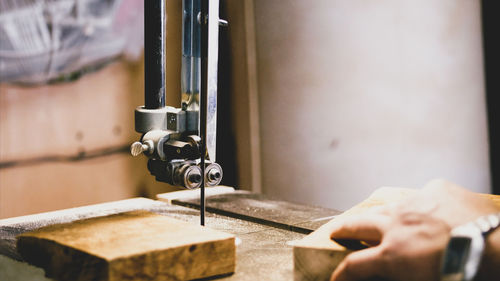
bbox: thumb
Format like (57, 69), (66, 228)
(330, 246), (387, 281)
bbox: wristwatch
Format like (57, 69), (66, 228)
(440, 212), (500, 281)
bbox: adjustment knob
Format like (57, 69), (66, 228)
(130, 141), (153, 156)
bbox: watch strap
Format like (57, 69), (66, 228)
(470, 212), (500, 236)
(441, 212), (500, 281)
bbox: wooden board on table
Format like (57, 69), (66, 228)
(293, 187), (500, 281)
(17, 210), (236, 281)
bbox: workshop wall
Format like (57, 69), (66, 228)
(0, 1), (186, 219)
(251, 0), (490, 210)
(0, 59), (181, 219)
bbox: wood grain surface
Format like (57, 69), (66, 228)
(293, 187), (500, 281)
(17, 211), (236, 281)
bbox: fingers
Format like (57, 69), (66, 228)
(330, 214), (390, 242)
(330, 246), (386, 281)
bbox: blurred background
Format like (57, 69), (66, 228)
(1, 0), (498, 219)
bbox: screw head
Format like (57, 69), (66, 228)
(209, 170), (221, 181)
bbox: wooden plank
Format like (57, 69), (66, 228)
(242, 0), (262, 194)
(156, 186), (235, 204)
(0, 197), (170, 261)
(225, 0), (262, 192)
(293, 187), (500, 281)
(160, 190), (341, 234)
(17, 211), (236, 281)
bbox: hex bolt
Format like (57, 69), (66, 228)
(189, 173), (202, 184)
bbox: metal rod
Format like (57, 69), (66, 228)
(199, 0), (209, 226)
(144, 0), (166, 109)
(181, 0), (202, 111)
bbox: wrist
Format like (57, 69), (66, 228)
(440, 212), (500, 281)
(475, 226), (500, 280)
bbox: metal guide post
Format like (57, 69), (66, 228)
(132, 0), (224, 226)
(201, 0), (222, 225)
(144, 0), (165, 109)
(205, 0), (220, 164)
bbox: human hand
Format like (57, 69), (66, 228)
(329, 206), (450, 281)
(395, 179), (499, 228)
(329, 179), (499, 281)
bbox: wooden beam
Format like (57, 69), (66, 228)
(225, 0), (262, 192)
(17, 211), (235, 281)
(293, 187), (500, 281)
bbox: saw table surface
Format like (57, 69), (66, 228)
(0, 189), (340, 281)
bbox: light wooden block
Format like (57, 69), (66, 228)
(156, 186), (235, 204)
(17, 211), (236, 281)
(293, 187), (500, 281)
